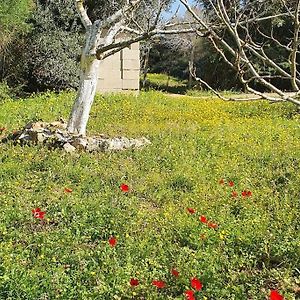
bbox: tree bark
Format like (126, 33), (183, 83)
(67, 31), (100, 135)
(188, 45), (195, 90)
(141, 46), (151, 89)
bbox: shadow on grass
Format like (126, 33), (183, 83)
(140, 80), (189, 94)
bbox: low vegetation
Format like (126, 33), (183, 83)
(0, 91), (299, 299)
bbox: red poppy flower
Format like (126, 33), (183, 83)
(185, 290), (196, 300)
(228, 181), (234, 187)
(171, 268), (179, 277)
(270, 290), (284, 300)
(32, 208), (46, 219)
(242, 190), (252, 197)
(187, 208), (196, 214)
(231, 191), (238, 197)
(191, 277), (203, 291)
(64, 188), (73, 193)
(130, 278), (139, 286)
(219, 179), (225, 185)
(208, 222), (218, 229)
(120, 183), (129, 192)
(109, 236), (117, 247)
(200, 215), (207, 223)
(152, 280), (166, 289)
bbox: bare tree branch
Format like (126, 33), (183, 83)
(180, 0), (300, 107)
(74, 0), (92, 29)
(290, 0), (300, 91)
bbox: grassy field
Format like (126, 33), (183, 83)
(0, 91), (299, 299)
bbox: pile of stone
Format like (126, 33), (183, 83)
(8, 121), (151, 153)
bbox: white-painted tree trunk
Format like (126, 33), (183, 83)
(67, 57), (99, 135)
(67, 28), (100, 136)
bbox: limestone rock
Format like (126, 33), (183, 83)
(72, 137), (88, 150)
(9, 121), (151, 153)
(63, 143), (76, 153)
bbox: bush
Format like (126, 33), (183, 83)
(21, 0), (84, 92)
(23, 30), (83, 91)
(0, 81), (13, 101)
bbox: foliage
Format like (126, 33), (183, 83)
(0, 91), (299, 299)
(0, 82), (13, 101)
(0, 0), (34, 92)
(23, 30), (83, 91)
(0, 0), (33, 48)
(20, 0), (84, 92)
(0, 0), (85, 92)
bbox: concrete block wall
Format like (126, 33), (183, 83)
(96, 42), (140, 93)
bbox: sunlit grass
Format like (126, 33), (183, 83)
(0, 91), (299, 299)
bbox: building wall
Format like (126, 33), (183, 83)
(96, 42), (140, 93)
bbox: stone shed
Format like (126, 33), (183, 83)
(96, 42), (140, 93)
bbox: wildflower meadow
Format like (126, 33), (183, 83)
(0, 91), (299, 299)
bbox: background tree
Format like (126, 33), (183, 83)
(160, 8), (202, 89)
(180, 0), (300, 106)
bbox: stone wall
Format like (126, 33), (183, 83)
(97, 42), (140, 93)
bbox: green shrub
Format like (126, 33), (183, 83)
(21, 0), (83, 92)
(0, 81), (13, 101)
(24, 30), (83, 91)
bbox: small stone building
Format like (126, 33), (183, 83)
(96, 42), (140, 93)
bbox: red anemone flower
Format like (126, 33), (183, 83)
(208, 222), (218, 229)
(108, 236), (117, 247)
(171, 268), (179, 277)
(32, 208), (46, 219)
(228, 181), (234, 187)
(219, 179), (225, 185)
(185, 290), (196, 300)
(231, 191), (238, 197)
(242, 190), (252, 197)
(187, 208), (196, 214)
(64, 188), (73, 193)
(191, 277), (203, 291)
(200, 215), (207, 223)
(120, 183), (129, 192)
(270, 290), (284, 300)
(130, 278), (139, 286)
(152, 280), (166, 289)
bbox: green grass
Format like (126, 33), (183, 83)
(0, 91), (299, 299)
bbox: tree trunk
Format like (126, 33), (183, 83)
(67, 28), (100, 136)
(188, 46), (195, 90)
(141, 46), (150, 89)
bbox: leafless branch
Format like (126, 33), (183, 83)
(74, 0), (92, 29)
(290, 0), (300, 91)
(180, 0), (300, 107)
